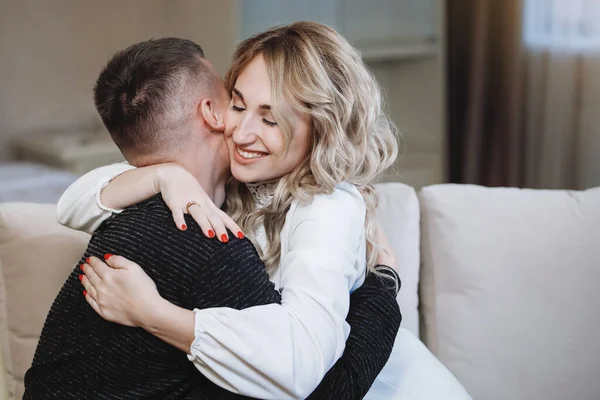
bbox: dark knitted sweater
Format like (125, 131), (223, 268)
(24, 195), (401, 399)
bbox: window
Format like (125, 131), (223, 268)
(524, 0), (600, 50)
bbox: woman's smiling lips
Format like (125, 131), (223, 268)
(234, 146), (268, 164)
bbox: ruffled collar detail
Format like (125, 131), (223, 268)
(245, 179), (279, 208)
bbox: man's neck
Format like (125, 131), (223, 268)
(175, 141), (228, 208)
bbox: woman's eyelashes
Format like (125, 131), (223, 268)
(230, 104), (278, 127)
(262, 118), (277, 127)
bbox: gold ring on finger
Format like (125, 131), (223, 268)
(186, 200), (202, 214)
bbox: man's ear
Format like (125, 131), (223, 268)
(199, 98), (225, 131)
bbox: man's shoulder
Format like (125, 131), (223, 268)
(119, 193), (171, 218)
(97, 194), (226, 257)
(106, 194), (182, 231)
(100, 195), (263, 262)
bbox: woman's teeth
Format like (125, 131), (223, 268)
(237, 147), (265, 159)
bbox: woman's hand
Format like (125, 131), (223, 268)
(80, 255), (197, 353)
(154, 164), (243, 242)
(375, 223), (398, 272)
(80, 255), (163, 327)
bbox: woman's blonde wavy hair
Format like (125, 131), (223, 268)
(223, 21), (399, 273)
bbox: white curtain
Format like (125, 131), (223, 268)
(523, 0), (600, 189)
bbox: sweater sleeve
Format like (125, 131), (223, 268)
(56, 162), (135, 234)
(306, 267), (402, 400)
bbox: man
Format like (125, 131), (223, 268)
(24, 38), (401, 399)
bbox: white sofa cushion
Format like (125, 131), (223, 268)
(419, 184), (600, 400)
(0, 203), (89, 399)
(375, 183), (420, 336)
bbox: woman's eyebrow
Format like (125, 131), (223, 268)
(232, 87), (244, 100)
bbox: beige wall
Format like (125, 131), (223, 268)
(0, 0), (237, 160)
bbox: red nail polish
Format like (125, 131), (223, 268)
(83, 290), (87, 297)
(79, 274), (83, 281)
(104, 254), (113, 260)
(181, 224), (187, 230)
(237, 231), (245, 239)
(86, 257), (90, 264)
(208, 230), (215, 238)
(221, 234), (229, 243)
(80, 264), (85, 271)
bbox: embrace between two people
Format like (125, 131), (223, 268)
(24, 21), (405, 399)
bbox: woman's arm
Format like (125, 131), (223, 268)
(57, 163), (136, 233)
(95, 164), (163, 210)
(57, 163), (184, 233)
(58, 162), (241, 238)
(146, 268), (401, 400)
(186, 187), (366, 399)
(82, 257), (401, 400)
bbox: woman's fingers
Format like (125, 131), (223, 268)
(205, 212), (229, 243)
(216, 209), (244, 239)
(80, 275), (97, 299)
(86, 256), (113, 279)
(188, 204), (217, 239)
(81, 261), (102, 287)
(171, 209), (187, 231)
(84, 291), (103, 317)
(104, 254), (136, 270)
(187, 204), (243, 242)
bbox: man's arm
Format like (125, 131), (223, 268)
(307, 267), (402, 399)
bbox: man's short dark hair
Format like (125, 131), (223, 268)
(94, 38), (212, 160)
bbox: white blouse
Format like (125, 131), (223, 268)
(56, 163), (367, 400)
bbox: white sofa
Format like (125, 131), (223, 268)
(0, 182), (599, 399)
(0, 163), (77, 204)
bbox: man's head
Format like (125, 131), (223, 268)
(94, 38), (229, 166)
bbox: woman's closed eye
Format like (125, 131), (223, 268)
(262, 118), (277, 127)
(231, 105), (277, 127)
(230, 94), (277, 127)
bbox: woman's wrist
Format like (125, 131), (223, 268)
(139, 296), (196, 353)
(101, 164), (168, 210)
(139, 295), (172, 331)
(154, 163), (188, 194)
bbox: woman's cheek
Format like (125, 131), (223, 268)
(223, 111), (236, 138)
(264, 129), (285, 156)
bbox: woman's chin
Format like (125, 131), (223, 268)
(231, 166), (263, 184)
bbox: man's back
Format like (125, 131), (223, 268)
(24, 195), (280, 399)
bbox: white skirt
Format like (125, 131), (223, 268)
(363, 328), (472, 400)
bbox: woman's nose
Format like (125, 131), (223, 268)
(232, 114), (259, 144)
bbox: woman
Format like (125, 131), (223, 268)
(59, 21), (401, 399)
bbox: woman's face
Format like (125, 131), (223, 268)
(224, 54), (312, 183)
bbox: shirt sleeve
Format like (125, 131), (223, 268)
(56, 162), (135, 234)
(306, 267), (402, 400)
(187, 187), (366, 400)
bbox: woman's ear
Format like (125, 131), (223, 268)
(199, 98), (225, 131)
